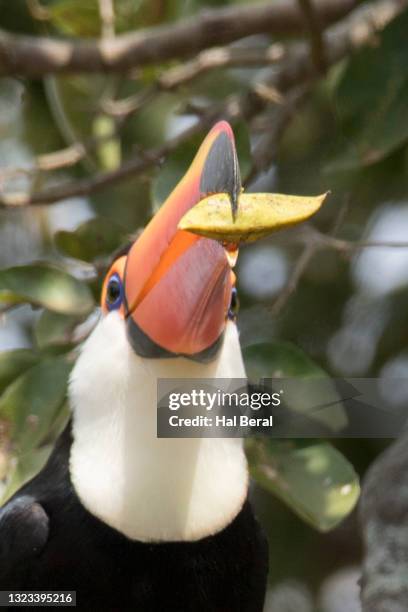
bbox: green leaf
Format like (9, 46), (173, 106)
(0, 357), (72, 455)
(55, 217), (127, 263)
(49, 0), (155, 36)
(243, 342), (325, 379)
(41, 402), (70, 447)
(34, 310), (84, 349)
(49, 0), (101, 36)
(0, 264), (95, 315)
(0, 350), (39, 395)
(328, 9), (408, 171)
(1, 445), (53, 504)
(247, 438), (360, 532)
(243, 342), (347, 434)
(179, 192), (327, 243)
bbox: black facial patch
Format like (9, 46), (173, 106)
(200, 131), (241, 219)
(126, 317), (224, 363)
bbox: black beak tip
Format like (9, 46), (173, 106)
(230, 190), (239, 222)
(200, 130), (241, 223)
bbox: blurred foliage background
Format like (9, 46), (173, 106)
(1, 0), (408, 610)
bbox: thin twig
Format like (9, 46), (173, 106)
(102, 44), (286, 118)
(304, 226), (408, 251)
(0, 102), (235, 206)
(26, 0), (50, 21)
(270, 220), (408, 315)
(330, 196), (350, 236)
(161, 45), (287, 90)
(99, 0), (115, 39)
(0, 133), (117, 186)
(101, 88), (158, 118)
(43, 76), (98, 173)
(271, 243), (317, 316)
(270, 199), (347, 315)
(297, 0), (327, 72)
(245, 85), (309, 185)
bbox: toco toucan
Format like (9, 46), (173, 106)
(0, 122), (269, 611)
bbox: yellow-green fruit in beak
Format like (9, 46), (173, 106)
(178, 192), (328, 244)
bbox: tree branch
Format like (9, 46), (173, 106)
(244, 0), (408, 118)
(102, 44), (286, 118)
(0, 133), (118, 187)
(0, 0), (358, 77)
(0, 105), (229, 206)
(104, 0), (407, 121)
(0, 0), (404, 208)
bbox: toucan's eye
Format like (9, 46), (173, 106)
(228, 287), (239, 320)
(106, 273), (123, 311)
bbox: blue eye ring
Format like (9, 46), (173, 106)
(106, 273), (123, 311)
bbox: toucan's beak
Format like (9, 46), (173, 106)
(124, 121), (241, 360)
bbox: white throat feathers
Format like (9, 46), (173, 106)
(69, 313), (248, 543)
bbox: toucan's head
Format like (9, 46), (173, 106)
(100, 121), (240, 363)
(69, 122), (246, 541)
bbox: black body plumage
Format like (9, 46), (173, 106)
(0, 425), (268, 611)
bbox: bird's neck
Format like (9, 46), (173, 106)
(68, 314), (248, 542)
